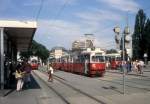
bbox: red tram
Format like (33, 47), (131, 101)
(52, 51), (106, 77)
(30, 59), (39, 70)
(106, 53), (121, 69)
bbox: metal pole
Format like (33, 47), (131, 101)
(47, 57), (49, 70)
(122, 32), (125, 94)
(0, 27), (4, 90)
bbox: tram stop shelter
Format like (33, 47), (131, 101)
(0, 20), (37, 90)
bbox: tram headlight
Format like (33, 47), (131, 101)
(92, 64), (96, 68)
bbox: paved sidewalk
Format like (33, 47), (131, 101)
(0, 71), (67, 104)
(0, 74), (45, 104)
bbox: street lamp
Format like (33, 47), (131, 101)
(113, 26), (130, 94)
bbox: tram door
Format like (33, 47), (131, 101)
(83, 54), (90, 75)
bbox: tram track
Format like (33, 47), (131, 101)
(106, 70), (148, 77)
(99, 72), (150, 92)
(53, 75), (108, 104)
(33, 71), (70, 104)
(33, 70), (107, 104)
(106, 71), (150, 85)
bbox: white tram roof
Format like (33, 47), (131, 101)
(81, 51), (105, 56)
(106, 53), (121, 57)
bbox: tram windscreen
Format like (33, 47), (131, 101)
(116, 57), (121, 61)
(92, 56), (105, 62)
(31, 59), (38, 64)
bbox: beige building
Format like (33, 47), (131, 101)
(49, 47), (68, 59)
(72, 39), (94, 50)
(72, 34), (94, 51)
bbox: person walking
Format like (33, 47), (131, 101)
(23, 61), (32, 88)
(139, 60), (144, 75)
(48, 64), (54, 82)
(133, 60), (139, 74)
(106, 60), (111, 70)
(15, 63), (25, 91)
(126, 57), (132, 73)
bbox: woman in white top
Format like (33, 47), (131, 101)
(48, 65), (54, 82)
(133, 60), (138, 74)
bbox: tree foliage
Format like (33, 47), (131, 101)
(106, 49), (118, 54)
(144, 19), (150, 60)
(20, 40), (49, 63)
(132, 9), (148, 59)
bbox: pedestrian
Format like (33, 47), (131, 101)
(126, 57), (132, 73)
(106, 60), (111, 70)
(15, 63), (25, 91)
(133, 60), (138, 74)
(135, 60), (142, 75)
(23, 61), (32, 88)
(48, 64), (54, 82)
(139, 60), (144, 75)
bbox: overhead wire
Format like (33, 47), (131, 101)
(43, 0), (70, 36)
(34, 0), (119, 49)
(35, 0), (45, 21)
(48, 0), (70, 27)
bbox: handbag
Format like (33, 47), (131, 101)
(15, 71), (23, 79)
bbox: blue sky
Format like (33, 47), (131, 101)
(0, 0), (150, 50)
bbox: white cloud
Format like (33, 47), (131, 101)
(35, 6), (124, 49)
(75, 9), (123, 28)
(22, 0), (77, 10)
(23, 2), (41, 6)
(97, 0), (140, 13)
(34, 19), (85, 49)
(94, 38), (116, 49)
(34, 18), (116, 49)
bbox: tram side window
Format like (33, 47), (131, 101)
(116, 57), (121, 61)
(31, 60), (37, 64)
(99, 56), (105, 62)
(80, 55), (84, 63)
(111, 57), (115, 61)
(78, 55), (90, 63)
(92, 56), (105, 62)
(92, 56), (98, 62)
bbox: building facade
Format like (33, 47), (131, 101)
(49, 47), (69, 59)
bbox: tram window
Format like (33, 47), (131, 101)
(78, 54), (90, 63)
(92, 56), (105, 62)
(78, 55), (84, 62)
(31, 60), (37, 64)
(105, 56), (111, 61)
(116, 57), (121, 61)
(111, 57), (115, 61)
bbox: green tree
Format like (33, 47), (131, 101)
(143, 19), (150, 60)
(132, 9), (146, 59)
(20, 40), (49, 63)
(106, 49), (118, 54)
